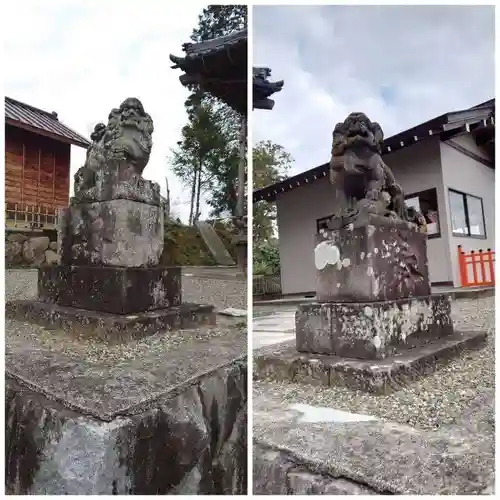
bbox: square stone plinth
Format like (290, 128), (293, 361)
(38, 265), (181, 314)
(254, 330), (487, 394)
(296, 294), (453, 360)
(58, 199), (164, 267)
(6, 300), (216, 343)
(5, 320), (246, 494)
(315, 224), (431, 302)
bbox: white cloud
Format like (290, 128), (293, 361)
(253, 5), (494, 176)
(4, 0), (213, 222)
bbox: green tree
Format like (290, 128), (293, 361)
(191, 5), (247, 43)
(252, 140), (293, 244)
(169, 5), (247, 223)
(253, 239), (281, 276)
(169, 102), (227, 224)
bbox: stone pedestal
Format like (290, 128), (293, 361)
(58, 199), (164, 268)
(38, 265), (181, 314)
(264, 218), (489, 392)
(296, 295), (453, 359)
(315, 224), (430, 302)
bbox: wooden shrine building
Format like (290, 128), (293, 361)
(5, 97), (90, 231)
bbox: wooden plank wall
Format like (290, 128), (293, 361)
(5, 125), (71, 212)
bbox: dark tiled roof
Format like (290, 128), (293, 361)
(183, 29), (247, 58)
(5, 97), (90, 148)
(169, 29), (247, 114)
(254, 98), (495, 202)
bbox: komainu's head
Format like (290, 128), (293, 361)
(331, 112), (384, 156)
(85, 97), (154, 175)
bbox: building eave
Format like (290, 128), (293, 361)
(254, 99), (495, 203)
(169, 29), (247, 115)
(6, 118), (90, 149)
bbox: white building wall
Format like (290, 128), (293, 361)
(384, 138), (453, 285)
(276, 175), (345, 295)
(439, 137), (495, 286)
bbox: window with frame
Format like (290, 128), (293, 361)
(449, 189), (486, 238)
(317, 216), (332, 233)
(404, 188), (441, 238)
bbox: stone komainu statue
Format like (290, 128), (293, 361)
(75, 97), (154, 195)
(329, 112), (410, 227)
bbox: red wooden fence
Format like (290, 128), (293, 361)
(458, 245), (495, 287)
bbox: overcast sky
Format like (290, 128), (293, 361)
(4, 0), (209, 222)
(253, 5), (495, 176)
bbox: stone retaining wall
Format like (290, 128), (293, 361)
(6, 232), (59, 268)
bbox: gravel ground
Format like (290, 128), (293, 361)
(6, 317), (245, 365)
(5, 269), (38, 302)
(183, 276), (247, 310)
(254, 296), (495, 432)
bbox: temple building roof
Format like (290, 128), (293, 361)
(170, 29), (247, 115)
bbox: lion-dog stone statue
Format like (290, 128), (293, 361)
(328, 112), (420, 230)
(74, 97), (155, 199)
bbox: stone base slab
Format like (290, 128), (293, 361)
(315, 224), (431, 302)
(38, 265), (181, 314)
(5, 321), (247, 494)
(254, 330), (487, 394)
(253, 392), (493, 494)
(6, 300), (216, 343)
(296, 294), (453, 359)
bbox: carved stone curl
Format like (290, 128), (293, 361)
(74, 98), (154, 198)
(329, 112), (414, 229)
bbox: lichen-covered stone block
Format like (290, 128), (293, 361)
(71, 159), (162, 206)
(58, 199), (164, 267)
(296, 294), (453, 359)
(315, 224), (430, 302)
(38, 265), (181, 314)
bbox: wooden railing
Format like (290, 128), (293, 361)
(458, 245), (495, 287)
(5, 203), (58, 230)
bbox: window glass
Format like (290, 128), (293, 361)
(466, 195), (485, 237)
(404, 188), (440, 237)
(449, 190), (468, 235)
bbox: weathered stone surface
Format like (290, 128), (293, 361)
(6, 240), (24, 266)
(296, 294), (453, 359)
(254, 331), (487, 394)
(327, 113), (414, 229)
(58, 199), (164, 267)
(253, 448), (377, 494)
(44, 249), (59, 265)
(6, 338), (247, 495)
(38, 265), (182, 314)
(73, 98), (154, 201)
(49, 241), (58, 251)
(253, 397), (493, 495)
(7, 233), (29, 243)
(72, 159), (162, 205)
(22, 236), (50, 266)
(6, 300), (215, 343)
(315, 224), (430, 302)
